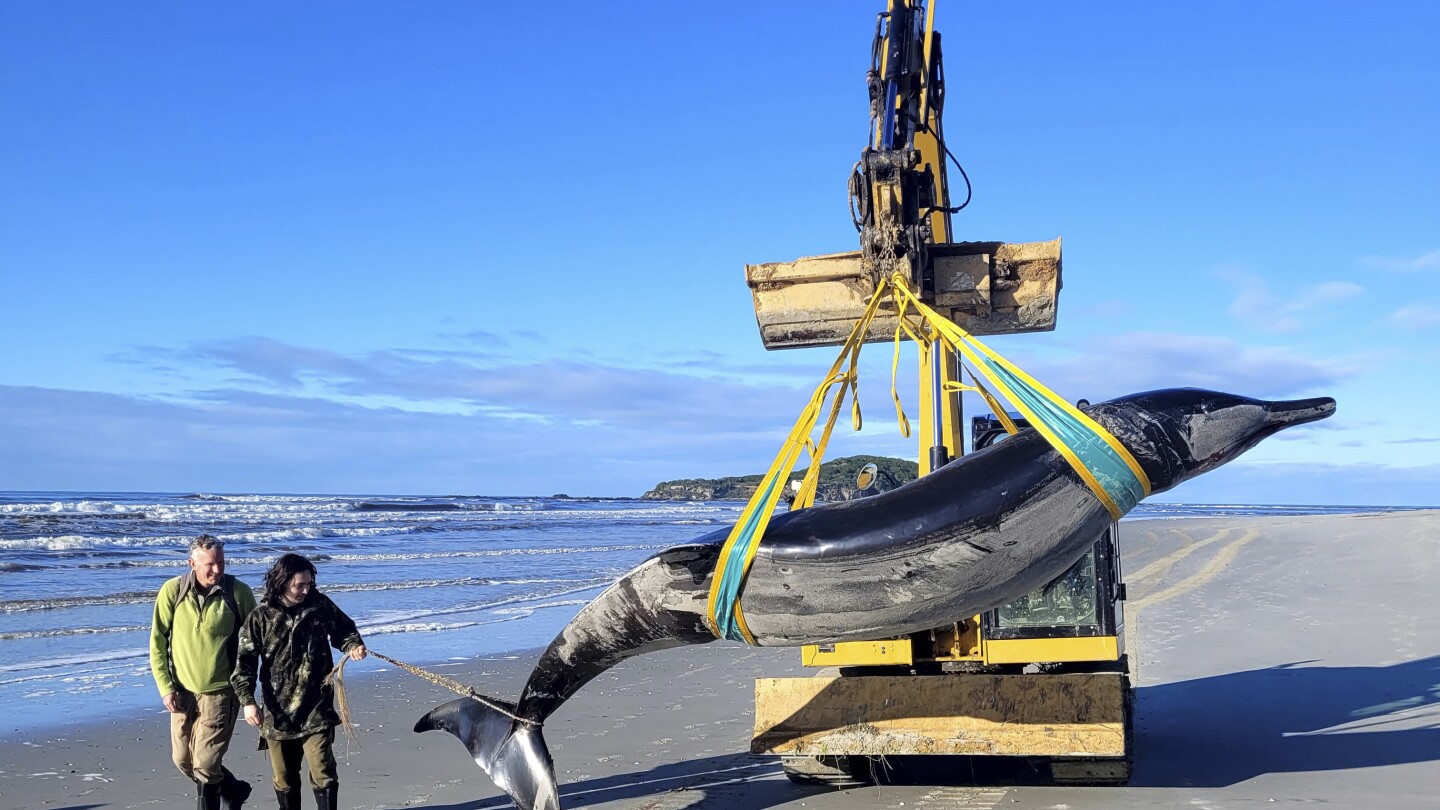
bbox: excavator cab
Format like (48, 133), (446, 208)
(972, 414), (1127, 669)
(752, 434), (1133, 787)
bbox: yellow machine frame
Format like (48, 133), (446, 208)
(747, 0), (1131, 786)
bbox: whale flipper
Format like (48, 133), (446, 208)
(415, 697), (558, 810)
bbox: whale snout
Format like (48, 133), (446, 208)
(1264, 396), (1336, 428)
(1121, 389), (1339, 494)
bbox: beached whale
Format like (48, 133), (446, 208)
(416, 388), (1335, 810)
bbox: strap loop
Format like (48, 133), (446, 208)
(705, 272), (1152, 644)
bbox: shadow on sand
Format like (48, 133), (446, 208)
(421, 655), (1440, 808)
(877, 654), (1440, 788)
(1131, 653), (1440, 787)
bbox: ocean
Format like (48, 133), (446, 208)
(0, 490), (1428, 739)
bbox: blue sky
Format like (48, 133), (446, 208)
(2, 1), (1436, 504)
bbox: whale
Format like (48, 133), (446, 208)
(415, 388), (1335, 810)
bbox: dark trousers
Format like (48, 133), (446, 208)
(265, 729), (337, 791)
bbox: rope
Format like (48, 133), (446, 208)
(355, 651), (538, 726)
(325, 655), (362, 752)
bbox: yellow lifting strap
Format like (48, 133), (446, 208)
(704, 280), (891, 643)
(888, 279), (1151, 518)
(706, 273), (1151, 644)
(945, 367), (1020, 436)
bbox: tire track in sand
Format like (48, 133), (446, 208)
(1125, 527), (1234, 587)
(1126, 526), (1259, 681)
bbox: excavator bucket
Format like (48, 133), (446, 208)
(745, 238), (1062, 349)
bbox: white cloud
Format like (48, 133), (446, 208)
(999, 331), (1351, 404)
(1297, 281), (1365, 308)
(1223, 271), (1364, 334)
(110, 337), (814, 436)
(0, 384), (796, 496)
(50, 335), (939, 494)
(1361, 248), (1440, 273)
(5, 383), (1425, 504)
(1389, 304), (1440, 330)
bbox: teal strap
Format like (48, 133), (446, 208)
(711, 474), (783, 642)
(978, 356), (1146, 514)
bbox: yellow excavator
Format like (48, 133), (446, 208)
(744, 0), (1132, 785)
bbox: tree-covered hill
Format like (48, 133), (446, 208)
(641, 455), (918, 502)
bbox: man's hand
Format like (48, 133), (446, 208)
(244, 704), (262, 727)
(347, 644), (368, 662)
(162, 692), (180, 713)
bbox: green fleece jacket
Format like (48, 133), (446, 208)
(149, 573), (257, 696)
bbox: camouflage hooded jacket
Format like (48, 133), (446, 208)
(232, 590), (363, 740)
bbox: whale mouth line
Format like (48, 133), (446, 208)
(1265, 396), (1337, 428)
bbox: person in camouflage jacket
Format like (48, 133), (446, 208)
(232, 554), (366, 810)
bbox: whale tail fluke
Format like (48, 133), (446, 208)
(415, 696), (559, 810)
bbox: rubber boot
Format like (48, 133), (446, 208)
(197, 780), (223, 810)
(273, 788), (300, 810)
(220, 769), (252, 810)
(312, 784), (337, 810)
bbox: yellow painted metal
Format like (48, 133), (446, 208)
(801, 638), (914, 667)
(919, 0), (937, 123)
(983, 635), (1122, 666)
(746, 0), (1131, 765)
(914, 123), (951, 245)
(930, 238), (1063, 333)
(932, 619), (983, 660)
(796, 627), (1120, 668)
(744, 239), (1060, 350)
(752, 672), (1129, 757)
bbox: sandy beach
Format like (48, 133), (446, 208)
(4, 510), (1438, 810)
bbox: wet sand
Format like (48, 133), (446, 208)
(3, 510), (1438, 810)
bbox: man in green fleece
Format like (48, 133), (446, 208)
(150, 534), (258, 810)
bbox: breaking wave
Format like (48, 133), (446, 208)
(0, 572), (623, 614)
